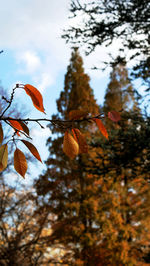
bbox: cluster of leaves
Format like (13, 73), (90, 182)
(0, 82), (121, 178)
(0, 84), (43, 178)
(63, 110), (121, 159)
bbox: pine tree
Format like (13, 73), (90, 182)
(35, 48), (101, 264)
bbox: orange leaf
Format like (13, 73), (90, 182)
(72, 128), (88, 153)
(21, 140), (42, 163)
(8, 119), (23, 136)
(0, 124), (3, 144)
(24, 84), (45, 113)
(108, 111), (121, 122)
(14, 148), (27, 178)
(69, 110), (88, 120)
(93, 118), (108, 139)
(63, 131), (79, 159)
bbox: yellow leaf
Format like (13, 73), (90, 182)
(14, 148), (27, 178)
(63, 131), (79, 159)
(0, 124), (3, 144)
(72, 128), (88, 153)
(0, 144), (8, 171)
(21, 140), (42, 163)
(24, 84), (45, 113)
(69, 110), (88, 120)
(93, 118), (108, 139)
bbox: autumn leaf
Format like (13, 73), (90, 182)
(8, 119), (30, 136)
(69, 110), (88, 120)
(18, 121), (30, 136)
(108, 111), (121, 122)
(8, 119), (23, 136)
(0, 124), (3, 144)
(72, 128), (88, 153)
(14, 148), (27, 178)
(92, 118), (108, 139)
(63, 131), (79, 159)
(21, 140), (42, 163)
(24, 84), (45, 113)
(0, 144), (8, 171)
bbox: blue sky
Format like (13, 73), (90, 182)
(0, 0), (122, 184)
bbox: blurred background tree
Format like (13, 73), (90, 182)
(87, 61), (150, 264)
(34, 48), (106, 264)
(0, 179), (55, 265)
(34, 47), (150, 265)
(103, 60), (139, 114)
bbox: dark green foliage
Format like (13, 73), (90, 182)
(63, 0), (150, 91)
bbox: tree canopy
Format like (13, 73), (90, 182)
(63, 0), (150, 90)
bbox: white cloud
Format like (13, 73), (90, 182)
(38, 72), (54, 93)
(15, 50), (64, 93)
(17, 51), (41, 73)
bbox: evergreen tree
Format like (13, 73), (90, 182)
(35, 48), (101, 264)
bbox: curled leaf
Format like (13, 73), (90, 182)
(24, 84), (45, 113)
(0, 144), (8, 171)
(93, 118), (108, 139)
(14, 148), (27, 178)
(72, 128), (88, 153)
(69, 110), (88, 120)
(21, 140), (42, 163)
(108, 111), (121, 122)
(0, 124), (3, 144)
(63, 131), (79, 159)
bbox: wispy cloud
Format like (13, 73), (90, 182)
(17, 51), (41, 74)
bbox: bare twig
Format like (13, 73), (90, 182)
(0, 86), (18, 118)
